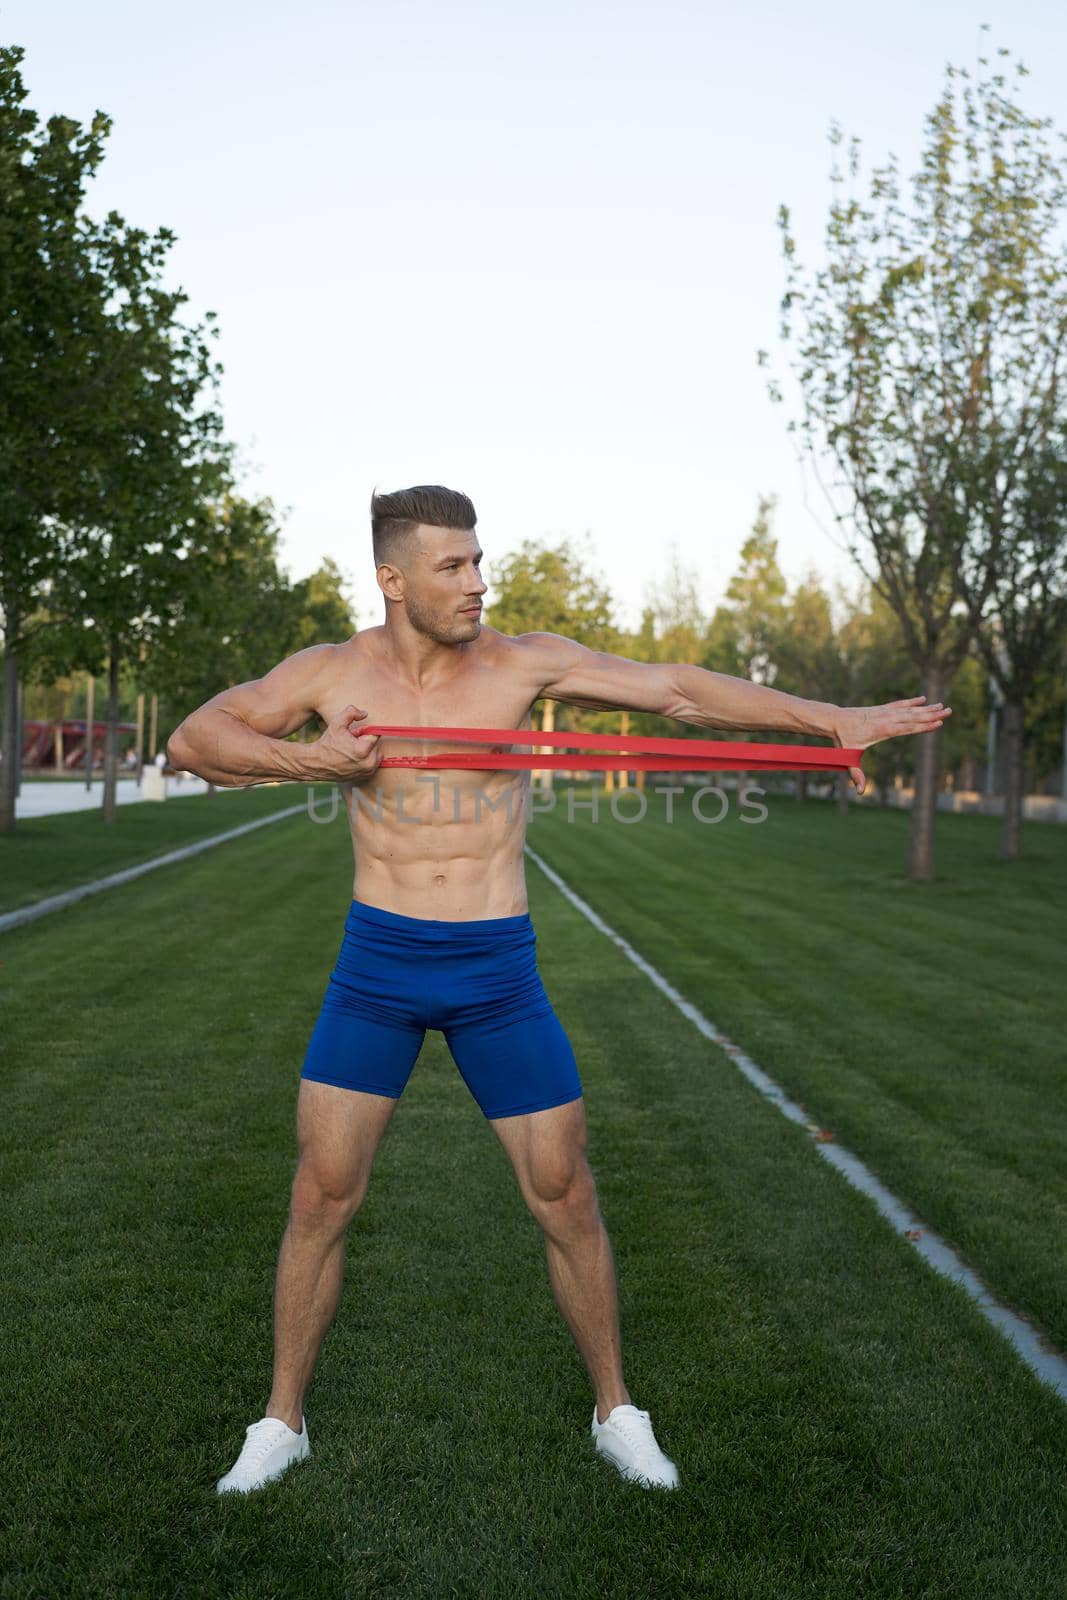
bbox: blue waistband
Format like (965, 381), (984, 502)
(347, 898), (532, 939)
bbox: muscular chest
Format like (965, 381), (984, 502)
(318, 642), (542, 788)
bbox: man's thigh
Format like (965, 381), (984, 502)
(294, 1078), (401, 1204)
(487, 1095), (592, 1211)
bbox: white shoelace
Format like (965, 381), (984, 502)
(606, 1408), (658, 1456)
(238, 1419), (291, 1466)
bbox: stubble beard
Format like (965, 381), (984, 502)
(404, 591), (481, 646)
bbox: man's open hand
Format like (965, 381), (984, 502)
(312, 705), (383, 784)
(831, 695), (952, 796)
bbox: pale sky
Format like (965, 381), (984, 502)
(7, 1), (1065, 630)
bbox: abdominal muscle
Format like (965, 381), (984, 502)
(344, 764), (532, 920)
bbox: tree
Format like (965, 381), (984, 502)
(53, 218), (228, 821)
(486, 535), (618, 651)
(485, 534), (619, 778)
(761, 37), (1067, 879)
(834, 584), (920, 805)
(486, 535), (619, 722)
(1019, 634), (1067, 795)
(152, 496), (357, 750)
(0, 47), (114, 831)
(774, 571), (849, 801)
(962, 433), (1067, 856)
(701, 499), (790, 794)
(640, 546), (709, 667)
(939, 647), (989, 795)
(289, 558), (357, 654)
(722, 495), (789, 686)
(0, 46), (228, 827)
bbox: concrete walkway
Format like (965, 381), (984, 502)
(15, 776), (217, 819)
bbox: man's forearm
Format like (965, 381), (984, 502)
(671, 665), (838, 738)
(168, 709), (322, 786)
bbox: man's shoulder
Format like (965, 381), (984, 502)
(270, 630), (377, 689)
(476, 626), (582, 677)
(333, 627), (381, 654)
(486, 626), (581, 661)
(320, 629), (383, 669)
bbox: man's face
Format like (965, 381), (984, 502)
(396, 524), (487, 644)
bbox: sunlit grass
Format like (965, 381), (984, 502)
(2, 791), (1064, 1597)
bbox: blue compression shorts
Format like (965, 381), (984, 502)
(299, 900), (584, 1120)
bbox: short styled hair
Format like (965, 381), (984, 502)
(370, 484), (477, 567)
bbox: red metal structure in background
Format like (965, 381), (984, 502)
(20, 719), (136, 772)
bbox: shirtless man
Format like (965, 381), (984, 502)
(167, 483), (950, 1496)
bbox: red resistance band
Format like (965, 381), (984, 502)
(359, 725), (862, 774)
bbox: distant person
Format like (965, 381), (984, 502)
(167, 484), (949, 1496)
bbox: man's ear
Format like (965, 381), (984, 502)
(376, 562), (405, 602)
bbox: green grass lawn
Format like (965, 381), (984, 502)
(1, 791), (1065, 1598)
(529, 785), (1067, 1361)
(0, 784), (313, 914)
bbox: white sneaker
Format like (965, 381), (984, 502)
(591, 1403), (680, 1489)
(216, 1414), (310, 1494)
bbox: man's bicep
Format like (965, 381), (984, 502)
(522, 632), (676, 714)
(194, 646), (335, 739)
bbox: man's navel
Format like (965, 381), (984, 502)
(432, 873), (447, 888)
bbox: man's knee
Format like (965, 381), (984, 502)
(289, 1159), (368, 1232)
(526, 1151), (601, 1234)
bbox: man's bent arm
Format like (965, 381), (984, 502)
(168, 710), (317, 786)
(167, 645), (367, 786)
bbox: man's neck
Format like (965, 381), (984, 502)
(379, 614), (476, 694)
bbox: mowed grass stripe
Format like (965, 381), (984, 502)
(0, 805), (309, 936)
(0, 784), (315, 915)
(526, 838), (1067, 1404)
(2, 805), (1065, 1598)
(527, 786), (1067, 1364)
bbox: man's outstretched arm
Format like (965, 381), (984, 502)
(516, 632), (951, 794)
(166, 645), (382, 787)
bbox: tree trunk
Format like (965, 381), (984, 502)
(533, 699), (555, 792)
(14, 676), (24, 795)
(906, 663), (947, 882)
(998, 698), (1025, 860)
(984, 701), (998, 800)
(85, 673), (95, 790)
(836, 772), (850, 816)
(0, 620), (19, 834)
(795, 770), (808, 804)
(102, 644), (121, 824)
(960, 750), (977, 792)
(135, 691), (145, 784)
